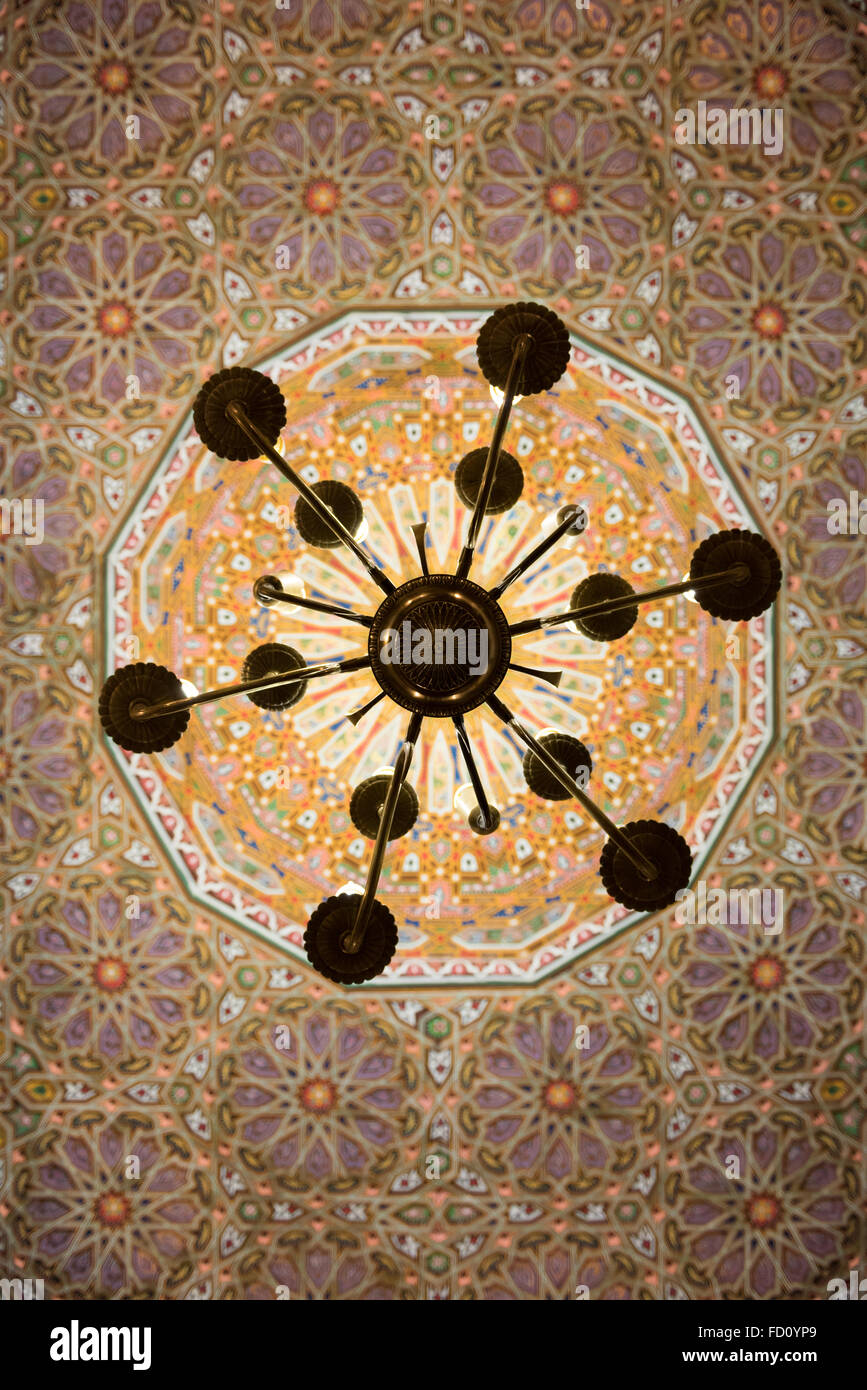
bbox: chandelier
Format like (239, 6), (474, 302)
(98, 302), (782, 986)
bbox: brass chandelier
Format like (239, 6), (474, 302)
(99, 302), (782, 985)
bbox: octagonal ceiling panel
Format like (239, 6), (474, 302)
(105, 309), (775, 984)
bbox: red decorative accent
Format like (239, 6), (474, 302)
(94, 1191), (132, 1227)
(303, 178), (342, 215)
(751, 302), (788, 340)
(753, 64), (788, 100)
(543, 178), (582, 216)
(94, 59), (133, 94)
(92, 956), (129, 992)
(97, 299), (135, 338)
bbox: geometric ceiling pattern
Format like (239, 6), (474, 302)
(105, 308), (776, 982)
(1, 0), (864, 1299)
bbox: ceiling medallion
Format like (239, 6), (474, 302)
(98, 303), (781, 985)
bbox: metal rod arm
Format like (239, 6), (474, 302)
(455, 333), (532, 581)
(453, 714), (496, 832)
(489, 505), (585, 601)
(255, 577), (373, 628)
(345, 690), (386, 727)
(410, 521), (430, 578)
(508, 662), (562, 688)
(226, 401), (396, 596)
(131, 654), (371, 719)
(343, 712), (423, 953)
(485, 693), (658, 882)
(509, 564), (750, 637)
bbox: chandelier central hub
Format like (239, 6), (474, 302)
(368, 574), (512, 716)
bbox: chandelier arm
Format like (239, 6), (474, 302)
(130, 654), (371, 720)
(454, 332), (532, 582)
(508, 564), (750, 636)
(508, 662), (563, 688)
(345, 690), (386, 726)
(224, 401), (396, 597)
(452, 714), (497, 832)
(342, 712), (423, 954)
(486, 693), (659, 882)
(489, 504), (586, 601)
(410, 521), (430, 578)
(254, 576), (373, 627)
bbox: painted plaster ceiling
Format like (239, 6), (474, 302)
(0, 0), (865, 1300)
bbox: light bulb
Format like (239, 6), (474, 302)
(454, 782), (500, 834)
(179, 679), (199, 698)
(562, 503), (588, 535)
(355, 512), (369, 544)
(566, 585), (587, 635)
(278, 572), (305, 596)
(681, 573), (699, 603)
(454, 783), (476, 818)
(541, 504), (587, 546)
(454, 783), (486, 827)
(336, 880), (363, 897)
(263, 435), (287, 459)
(275, 572), (305, 613)
(489, 384), (524, 407)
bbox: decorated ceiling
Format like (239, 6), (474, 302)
(1, 0), (865, 1301)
